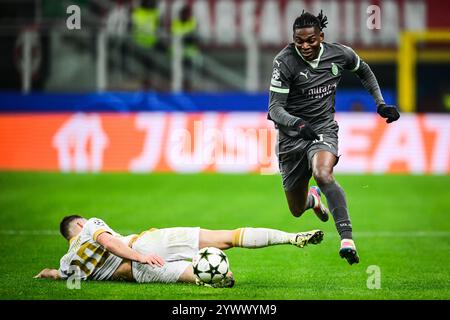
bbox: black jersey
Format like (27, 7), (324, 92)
(268, 42), (361, 134)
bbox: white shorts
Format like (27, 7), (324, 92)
(131, 227), (200, 283)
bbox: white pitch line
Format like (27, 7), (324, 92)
(0, 230), (136, 236)
(0, 230), (60, 235)
(0, 230), (449, 237)
(328, 231), (450, 238)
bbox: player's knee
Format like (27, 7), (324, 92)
(289, 205), (305, 217)
(313, 167), (334, 187)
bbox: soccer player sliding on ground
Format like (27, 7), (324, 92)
(35, 216), (324, 287)
(268, 11), (400, 264)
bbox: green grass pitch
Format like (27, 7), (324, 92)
(0, 172), (449, 300)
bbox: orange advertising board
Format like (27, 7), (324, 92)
(0, 112), (448, 174)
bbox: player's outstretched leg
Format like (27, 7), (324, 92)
(199, 228), (324, 251)
(193, 228), (325, 288)
(311, 151), (359, 265)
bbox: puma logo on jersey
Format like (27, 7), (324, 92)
(300, 70), (309, 79)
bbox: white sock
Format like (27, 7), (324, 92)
(232, 228), (295, 248)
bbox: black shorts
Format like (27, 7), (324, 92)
(277, 132), (339, 191)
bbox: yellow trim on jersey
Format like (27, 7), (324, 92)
(93, 229), (110, 242)
(270, 86), (290, 94)
(128, 235), (139, 248)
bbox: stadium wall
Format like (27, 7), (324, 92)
(0, 112), (448, 174)
(0, 91), (395, 113)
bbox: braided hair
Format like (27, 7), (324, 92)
(293, 10), (328, 32)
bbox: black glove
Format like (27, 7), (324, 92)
(294, 118), (319, 140)
(377, 104), (400, 123)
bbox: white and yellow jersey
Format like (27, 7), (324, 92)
(58, 218), (134, 281)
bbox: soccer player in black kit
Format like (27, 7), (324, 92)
(268, 11), (400, 264)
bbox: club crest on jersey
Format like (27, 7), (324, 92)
(331, 63), (340, 76)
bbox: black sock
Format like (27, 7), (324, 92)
(320, 181), (353, 240)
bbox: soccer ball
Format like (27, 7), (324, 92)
(192, 247), (229, 284)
